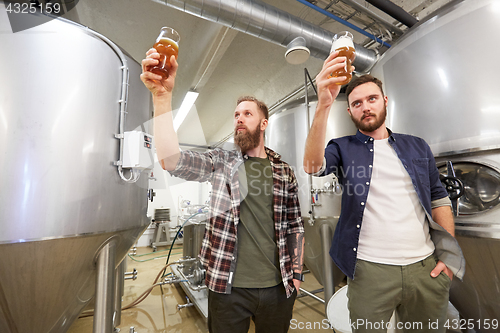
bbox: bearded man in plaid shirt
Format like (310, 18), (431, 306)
(141, 49), (304, 333)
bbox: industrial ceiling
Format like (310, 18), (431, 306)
(64, 0), (455, 148)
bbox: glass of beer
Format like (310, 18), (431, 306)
(329, 31), (356, 85)
(149, 27), (180, 80)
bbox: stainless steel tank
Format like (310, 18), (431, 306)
(0, 7), (151, 333)
(370, 0), (500, 153)
(266, 97), (356, 220)
(266, 96), (357, 305)
(434, 153), (500, 331)
(370, 0), (500, 328)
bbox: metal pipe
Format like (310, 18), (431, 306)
(82, 30), (135, 183)
(165, 275), (208, 291)
(179, 142), (213, 149)
(320, 222), (335, 310)
(124, 268), (137, 276)
(171, 263), (208, 291)
(124, 275), (138, 281)
(94, 241), (117, 333)
(124, 268), (138, 280)
(295, 0), (392, 48)
(340, 0), (404, 36)
(177, 303), (195, 310)
(365, 0), (418, 28)
(155, 0), (378, 73)
(164, 277), (186, 284)
(299, 288), (325, 303)
(63, 20), (140, 183)
(213, 75), (318, 148)
(216, 77), (321, 148)
(269, 78), (316, 117)
(186, 284), (207, 291)
(176, 257), (198, 263)
(304, 68), (316, 227)
(296, 288), (324, 299)
(113, 259), (126, 328)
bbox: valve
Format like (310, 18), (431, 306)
(177, 296), (194, 310)
(124, 268), (138, 280)
(439, 175), (464, 200)
(440, 161), (464, 216)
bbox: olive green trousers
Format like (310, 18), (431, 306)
(347, 255), (451, 333)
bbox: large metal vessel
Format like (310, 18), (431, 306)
(266, 96), (357, 307)
(371, 1), (500, 152)
(0, 6), (151, 333)
(370, 0), (500, 329)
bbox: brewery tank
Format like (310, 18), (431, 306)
(370, 0), (500, 328)
(266, 95), (357, 306)
(0, 8), (151, 333)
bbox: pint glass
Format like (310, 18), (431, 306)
(330, 31), (356, 85)
(149, 27), (180, 79)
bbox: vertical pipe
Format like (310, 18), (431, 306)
(113, 259), (126, 328)
(304, 68), (315, 226)
(320, 222), (334, 312)
(93, 242), (117, 333)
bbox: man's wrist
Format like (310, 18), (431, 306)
(152, 91), (172, 103)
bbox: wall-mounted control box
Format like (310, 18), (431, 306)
(123, 131), (154, 169)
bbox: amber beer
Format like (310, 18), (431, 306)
(330, 31), (356, 85)
(150, 27), (180, 79)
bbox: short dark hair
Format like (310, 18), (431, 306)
(346, 74), (385, 101)
(237, 96), (269, 120)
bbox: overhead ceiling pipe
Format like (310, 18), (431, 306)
(153, 0), (378, 73)
(339, 0), (404, 36)
(365, 0), (418, 28)
(296, 0), (391, 48)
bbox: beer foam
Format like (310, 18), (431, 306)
(156, 37), (179, 47)
(330, 37), (354, 53)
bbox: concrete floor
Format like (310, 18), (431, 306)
(68, 245), (336, 333)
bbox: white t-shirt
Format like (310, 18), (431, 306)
(357, 138), (434, 265)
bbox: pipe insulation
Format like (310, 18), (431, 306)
(340, 0), (404, 36)
(365, 0), (418, 27)
(153, 0), (379, 73)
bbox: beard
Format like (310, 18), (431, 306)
(234, 122), (261, 153)
(350, 105), (387, 132)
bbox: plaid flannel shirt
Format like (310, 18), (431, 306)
(169, 147), (303, 297)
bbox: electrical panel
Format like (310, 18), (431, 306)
(123, 131), (154, 169)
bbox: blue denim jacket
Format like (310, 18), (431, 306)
(317, 129), (465, 280)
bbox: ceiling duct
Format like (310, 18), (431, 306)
(365, 0), (418, 28)
(154, 0), (379, 73)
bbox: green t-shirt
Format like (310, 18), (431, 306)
(232, 156), (281, 288)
